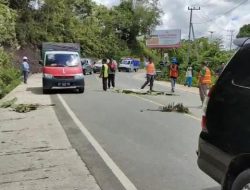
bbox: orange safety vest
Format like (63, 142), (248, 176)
(199, 67), (211, 85)
(170, 64), (178, 78)
(146, 63), (155, 75)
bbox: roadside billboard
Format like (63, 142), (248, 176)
(146, 29), (181, 48)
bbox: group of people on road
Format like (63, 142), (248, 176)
(21, 54), (215, 105)
(99, 58), (117, 91)
(140, 56), (214, 104)
(141, 57), (180, 93)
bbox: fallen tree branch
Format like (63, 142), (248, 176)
(160, 103), (190, 113)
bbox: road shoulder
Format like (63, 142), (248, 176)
(0, 74), (100, 190)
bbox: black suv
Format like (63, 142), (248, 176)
(198, 38), (250, 190)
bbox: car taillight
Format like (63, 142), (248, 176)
(201, 115), (208, 132)
(207, 85), (215, 97)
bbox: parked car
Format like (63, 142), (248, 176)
(197, 37), (250, 190)
(81, 59), (93, 75)
(93, 60), (102, 73)
(118, 58), (140, 72)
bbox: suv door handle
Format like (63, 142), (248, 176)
(232, 79), (250, 90)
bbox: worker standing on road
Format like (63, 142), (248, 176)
(169, 58), (179, 92)
(198, 61), (212, 104)
(99, 58), (109, 91)
(185, 62), (193, 87)
(108, 58), (116, 89)
(21, 56), (30, 84)
(141, 57), (156, 91)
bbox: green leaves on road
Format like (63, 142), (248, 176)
(0, 97), (17, 108)
(114, 89), (174, 96)
(0, 97), (55, 113)
(161, 103), (190, 114)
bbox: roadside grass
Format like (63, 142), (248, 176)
(0, 66), (21, 99)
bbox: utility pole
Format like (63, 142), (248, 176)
(229, 30), (235, 51)
(132, 0), (136, 9)
(209, 31), (214, 42)
(187, 6), (200, 63)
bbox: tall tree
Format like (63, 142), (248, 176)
(237, 24), (250, 38)
(0, 2), (17, 46)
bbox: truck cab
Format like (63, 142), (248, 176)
(41, 43), (84, 94)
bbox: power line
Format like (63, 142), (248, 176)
(193, 0), (248, 24)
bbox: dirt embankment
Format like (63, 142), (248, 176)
(8, 46), (42, 73)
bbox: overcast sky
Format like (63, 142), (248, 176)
(93, 0), (250, 48)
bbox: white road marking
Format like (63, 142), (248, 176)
(130, 94), (163, 106)
(57, 94), (138, 190)
(184, 114), (201, 121)
(130, 94), (201, 122)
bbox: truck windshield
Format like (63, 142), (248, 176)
(45, 53), (80, 67)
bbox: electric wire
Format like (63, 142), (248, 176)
(193, 0), (248, 24)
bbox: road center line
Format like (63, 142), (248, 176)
(57, 94), (138, 190)
(129, 94), (201, 122)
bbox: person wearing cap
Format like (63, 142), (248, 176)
(21, 56), (30, 84)
(169, 58), (179, 92)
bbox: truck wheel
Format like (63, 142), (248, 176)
(232, 169), (250, 190)
(78, 87), (84, 93)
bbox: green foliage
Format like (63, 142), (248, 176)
(0, 48), (21, 99)
(0, 3), (17, 46)
(154, 37), (234, 86)
(9, 0), (161, 60)
(237, 24), (250, 38)
(0, 0), (162, 98)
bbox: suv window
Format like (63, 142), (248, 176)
(231, 46), (250, 87)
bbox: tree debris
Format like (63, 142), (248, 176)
(114, 89), (174, 96)
(0, 98), (17, 108)
(12, 104), (40, 113)
(161, 103), (190, 113)
(0, 98), (55, 113)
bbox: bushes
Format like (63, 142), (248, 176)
(0, 49), (21, 99)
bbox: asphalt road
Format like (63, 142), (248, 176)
(52, 72), (220, 190)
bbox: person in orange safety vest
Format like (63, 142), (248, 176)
(141, 57), (156, 91)
(198, 61), (212, 103)
(169, 59), (179, 92)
